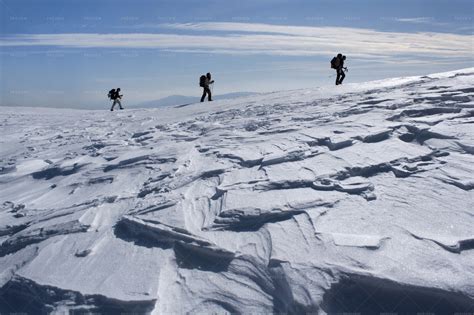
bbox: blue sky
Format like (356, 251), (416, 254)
(1, 0), (473, 108)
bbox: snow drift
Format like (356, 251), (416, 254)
(1, 69), (474, 314)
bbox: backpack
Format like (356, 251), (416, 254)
(330, 57), (338, 69)
(199, 75), (207, 87)
(108, 89), (116, 100)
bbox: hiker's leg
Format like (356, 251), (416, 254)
(117, 99), (123, 109)
(207, 87), (212, 101)
(111, 100), (116, 110)
(335, 69), (341, 85)
(201, 88), (207, 102)
(339, 71), (346, 84)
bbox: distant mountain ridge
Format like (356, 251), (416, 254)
(133, 92), (257, 108)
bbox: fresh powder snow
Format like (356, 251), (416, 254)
(0, 69), (473, 313)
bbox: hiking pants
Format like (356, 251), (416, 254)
(201, 87), (212, 102)
(111, 99), (123, 110)
(336, 68), (345, 85)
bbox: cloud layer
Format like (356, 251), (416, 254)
(1, 22), (473, 60)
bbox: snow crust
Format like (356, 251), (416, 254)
(1, 69), (474, 313)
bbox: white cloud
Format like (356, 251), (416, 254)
(1, 22), (472, 60)
(394, 17), (436, 24)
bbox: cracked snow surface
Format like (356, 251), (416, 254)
(1, 69), (474, 314)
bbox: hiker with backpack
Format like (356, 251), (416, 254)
(108, 88), (124, 111)
(199, 72), (214, 102)
(331, 54), (347, 85)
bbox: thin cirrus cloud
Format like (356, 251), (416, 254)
(1, 22), (472, 60)
(391, 17), (450, 27)
(394, 17), (436, 24)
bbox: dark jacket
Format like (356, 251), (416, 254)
(112, 91), (122, 100)
(339, 58), (344, 69)
(204, 77), (214, 88)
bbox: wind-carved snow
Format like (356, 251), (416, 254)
(1, 69), (474, 313)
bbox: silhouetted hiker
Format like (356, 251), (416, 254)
(331, 54), (347, 85)
(109, 88), (124, 111)
(199, 72), (214, 102)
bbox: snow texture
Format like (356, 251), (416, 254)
(1, 68), (474, 314)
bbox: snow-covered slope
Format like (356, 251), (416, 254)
(133, 92), (257, 108)
(1, 69), (473, 314)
